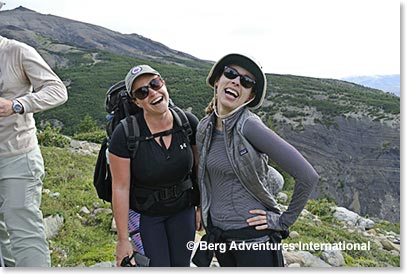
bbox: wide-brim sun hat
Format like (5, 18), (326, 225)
(206, 53), (267, 109)
(125, 65), (160, 96)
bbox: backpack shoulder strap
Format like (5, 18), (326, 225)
(170, 106), (193, 138)
(169, 106), (194, 173)
(120, 115), (140, 159)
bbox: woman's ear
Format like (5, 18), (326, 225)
(245, 91), (255, 103)
(214, 79), (219, 92)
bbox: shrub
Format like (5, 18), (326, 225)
(37, 123), (70, 148)
(73, 130), (106, 144)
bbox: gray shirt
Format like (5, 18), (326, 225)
(208, 128), (267, 230)
(0, 36), (67, 157)
(207, 116), (318, 236)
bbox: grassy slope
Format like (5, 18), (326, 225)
(41, 147), (116, 266)
(40, 146), (399, 267)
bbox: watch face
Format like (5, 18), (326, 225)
(13, 101), (23, 113)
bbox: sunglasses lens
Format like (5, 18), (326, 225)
(134, 87), (149, 99)
(150, 78), (163, 91)
(223, 67), (239, 80)
(133, 77), (164, 100)
(241, 77), (256, 89)
(223, 66), (256, 89)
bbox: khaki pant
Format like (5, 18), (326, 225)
(0, 146), (50, 267)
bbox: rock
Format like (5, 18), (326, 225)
(110, 218), (117, 232)
(79, 206), (90, 214)
(380, 238), (400, 252)
(296, 251), (331, 267)
(300, 209), (312, 217)
(390, 250), (400, 256)
(283, 251), (305, 266)
(49, 192), (60, 198)
(287, 263), (301, 267)
(90, 261), (116, 267)
(366, 228), (377, 236)
(321, 249), (345, 267)
(277, 192), (288, 204)
(357, 218), (375, 230)
(332, 206), (375, 230)
(313, 217), (323, 226)
(289, 231), (300, 239)
(371, 238), (383, 249)
(70, 139), (81, 149)
(76, 213), (84, 220)
(69, 139), (100, 155)
(92, 202), (100, 208)
(93, 208), (113, 215)
(333, 207), (359, 225)
(42, 188), (51, 195)
(43, 215), (64, 239)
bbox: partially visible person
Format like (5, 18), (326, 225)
(0, 35), (68, 267)
(109, 65), (200, 267)
(193, 53), (319, 267)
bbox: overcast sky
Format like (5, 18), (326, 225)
(1, 0), (402, 79)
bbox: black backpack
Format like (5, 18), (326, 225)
(93, 80), (197, 208)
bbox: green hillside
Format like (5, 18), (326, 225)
(35, 51), (212, 135)
(34, 50), (399, 136)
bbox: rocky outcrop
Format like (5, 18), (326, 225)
(275, 116), (399, 222)
(68, 139), (100, 155)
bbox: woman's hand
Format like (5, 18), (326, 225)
(246, 209), (269, 230)
(116, 240), (135, 267)
(195, 207), (203, 231)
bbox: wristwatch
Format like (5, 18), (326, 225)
(12, 100), (24, 114)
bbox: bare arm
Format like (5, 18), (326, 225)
(109, 153), (134, 266)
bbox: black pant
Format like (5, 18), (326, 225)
(214, 239), (284, 267)
(140, 207), (195, 267)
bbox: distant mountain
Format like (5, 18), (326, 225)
(0, 6), (206, 68)
(342, 75), (400, 96)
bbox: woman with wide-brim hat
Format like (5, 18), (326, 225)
(193, 53), (320, 267)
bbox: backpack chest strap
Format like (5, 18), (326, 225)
(132, 177), (193, 211)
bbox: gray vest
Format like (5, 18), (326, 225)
(196, 108), (284, 227)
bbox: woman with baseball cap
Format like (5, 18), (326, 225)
(109, 65), (200, 266)
(193, 53), (320, 267)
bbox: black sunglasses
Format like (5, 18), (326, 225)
(223, 66), (256, 89)
(132, 77), (164, 100)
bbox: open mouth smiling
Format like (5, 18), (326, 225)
(151, 96), (164, 105)
(225, 88), (239, 99)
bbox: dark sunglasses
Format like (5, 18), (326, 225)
(223, 66), (256, 89)
(132, 77), (164, 100)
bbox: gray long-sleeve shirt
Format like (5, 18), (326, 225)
(207, 116), (319, 234)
